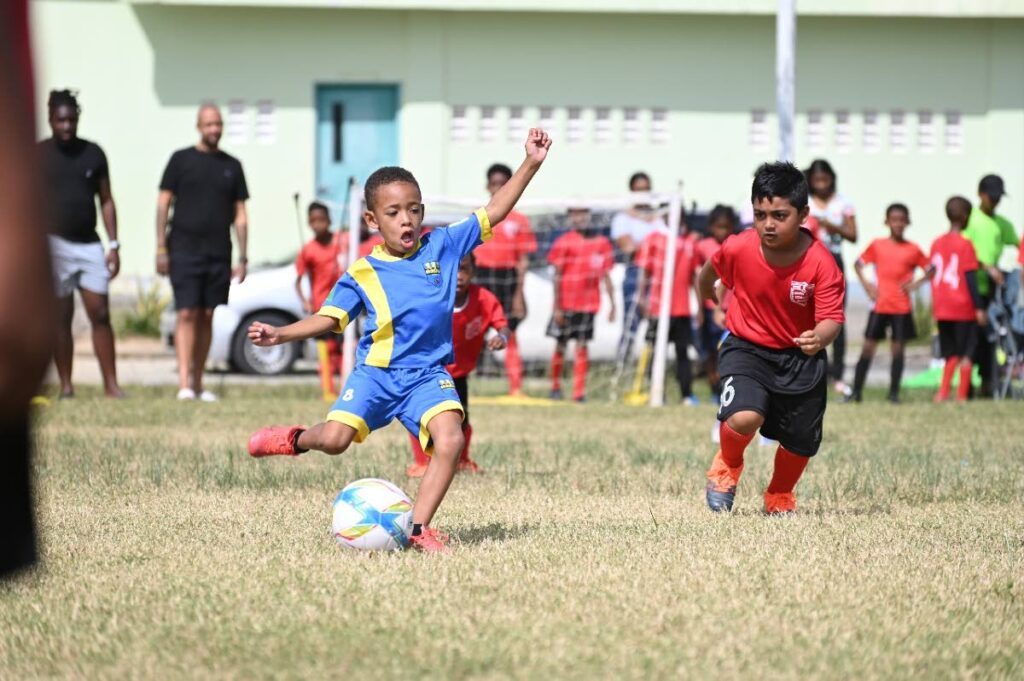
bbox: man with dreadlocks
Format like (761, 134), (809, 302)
(40, 89), (124, 399)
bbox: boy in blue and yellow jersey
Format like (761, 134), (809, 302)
(245, 129), (553, 552)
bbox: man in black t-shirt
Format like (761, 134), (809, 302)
(157, 104), (249, 402)
(41, 89), (124, 399)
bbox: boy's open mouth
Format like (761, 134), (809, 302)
(399, 229), (416, 249)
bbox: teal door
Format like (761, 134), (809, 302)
(316, 85), (398, 207)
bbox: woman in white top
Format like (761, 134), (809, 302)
(611, 172), (665, 361)
(806, 159), (858, 396)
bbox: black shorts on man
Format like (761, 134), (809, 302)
(546, 312), (595, 342)
(864, 312), (917, 342)
(716, 334), (828, 457)
(169, 251), (231, 310)
(937, 320), (979, 359)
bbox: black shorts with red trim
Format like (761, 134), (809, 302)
(937, 320), (979, 359)
(476, 266), (520, 331)
(716, 334), (828, 457)
(864, 311), (917, 341)
(546, 311), (595, 342)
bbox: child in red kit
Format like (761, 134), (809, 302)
(694, 205), (739, 402)
(697, 162), (845, 514)
(406, 254), (510, 477)
(546, 207), (616, 402)
(636, 212), (701, 404)
(294, 201), (344, 401)
(929, 196), (986, 402)
(848, 204), (934, 403)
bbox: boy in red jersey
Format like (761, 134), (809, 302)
(697, 162), (845, 514)
(636, 213), (701, 403)
(406, 254), (510, 477)
(474, 163), (538, 396)
(694, 205), (739, 401)
(847, 204), (933, 403)
(929, 196), (986, 402)
(547, 207), (615, 401)
(294, 201), (344, 401)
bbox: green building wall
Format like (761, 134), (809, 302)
(33, 1), (1023, 277)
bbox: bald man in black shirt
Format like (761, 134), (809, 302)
(156, 105), (249, 402)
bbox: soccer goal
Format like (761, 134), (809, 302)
(330, 180), (690, 408)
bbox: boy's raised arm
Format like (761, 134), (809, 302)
(483, 129), (551, 228)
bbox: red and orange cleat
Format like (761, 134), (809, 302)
(248, 426), (306, 457)
(763, 491), (797, 515)
(405, 462), (428, 478)
(457, 458), (483, 474)
(705, 450), (743, 512)
(408, 527), (449, 552)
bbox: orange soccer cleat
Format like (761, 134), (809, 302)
(408, 527), (449, 552)
(705, 449), (743, 512)
(248, 426), (306, 457)
(763, 491), (797, 515)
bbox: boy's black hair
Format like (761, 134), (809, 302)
(886, 202), (910, 219)
(629, 171), (651, 190)
(945, 196), (971, 226)
(486, 163), (513, 182)
(307, 200), (330, 217)
(364, 166), (420, 209)
(707, 203), (739, 230)
(48, 89), (80, 115)
(460, 252), (476, 269)
(804, 159), (837, 193)
(751, 162), (808, 210)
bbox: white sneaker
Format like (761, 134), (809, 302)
(710, 421), (721, 443)
(198, 390), (219, 403)
(176, 388), (196, 401)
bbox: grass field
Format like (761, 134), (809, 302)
(2, 383), (1023, 679)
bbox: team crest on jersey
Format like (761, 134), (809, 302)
(438, 378), (456, 391)
(423, 261), (442, 287)
(789, 281), (815, 307)
(465, 317), (484, 339)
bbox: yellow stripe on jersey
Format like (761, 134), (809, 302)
(475, 208), (493, 242)
(317, 305), (350, 333)
(348, 258), (394, 367)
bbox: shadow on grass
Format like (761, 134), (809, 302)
(454, 522), (535, 545)
(724, 503), (894, 518)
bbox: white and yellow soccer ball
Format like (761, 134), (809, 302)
(331, 478), (413, 551)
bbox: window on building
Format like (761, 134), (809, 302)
(595, 107), (612, 144)
(834, 110), (852, 153)
(806, 109), (824, 152)
(890, 110), (908, 153)
(944, 110), (963, 153)
(750, 109), (769, 153)
(508, 105), (526, 142)
(623, 107), (640, 145)
(917, 110), (935, 153)
(255, 100), (276, 145)
(539, 106), (556, 133)
(225, 99), (248, 145)
(650, 108), (669, 144)
(863, 110), (880, 153)
(450, 105), (469, 142)
(479, 105), (497, 142)
(567, 106), (584, 144)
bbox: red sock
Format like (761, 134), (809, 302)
(719, 422), (755, 468)
(957, 362), (973, 401)
(551, 350), (564, 391)
(505, 334), (523, 393)
(939, 356), (957, 398)
(408, 432), (429, 466)
(766, 446), (810, 494)
(457, 424), (473, 464)
(573, 346), (589, 400)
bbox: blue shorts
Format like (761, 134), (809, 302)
(326, 365), (464, 455)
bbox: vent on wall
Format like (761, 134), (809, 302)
(806, 109), (825, 152)
(890, 110), (908, 153)
(567, 106), (584, 144)
(863, 109), (880, 153)
(479, 105), (497, 142)
(508, 105), (526, 142)
(834, 110), (851, 153)
(650, 108), (669, 144)
(749, 109), (769, 152)
(594, 107), (612, 144)
(255, 100), (275, 145)
(623, 107), (640, 145)
(917, 110), (935, 153)
(450, 105), (469, 142)
(225, 99), (247, 145)
(945, 110), (963, 153)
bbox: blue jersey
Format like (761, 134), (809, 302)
(317, 209), (492, 369)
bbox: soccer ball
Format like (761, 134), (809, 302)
(331, 478), (413, 551)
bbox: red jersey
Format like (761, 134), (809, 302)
(859, 237), (930, 314)
(446, 284), (508, 378)
(548, 231), (614, 313)
(635, 230), (699, 317)
(474, 210), (537, 268)
(295, 237), (342, 309)
(359, 233), (384, 258)
(711, 229), (845, 350)
(695, 236), (725, 309)
(929, 232), (980, 322)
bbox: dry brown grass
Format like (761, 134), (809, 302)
(2, 385), (1022, 679)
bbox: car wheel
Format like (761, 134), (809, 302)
(232, 311), (299, 375)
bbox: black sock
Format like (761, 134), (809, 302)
(853, 356), (871, 396)
(412, 523), (423, 537)
(292, 429), (308, 453)
(890, 353), (904, 397)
